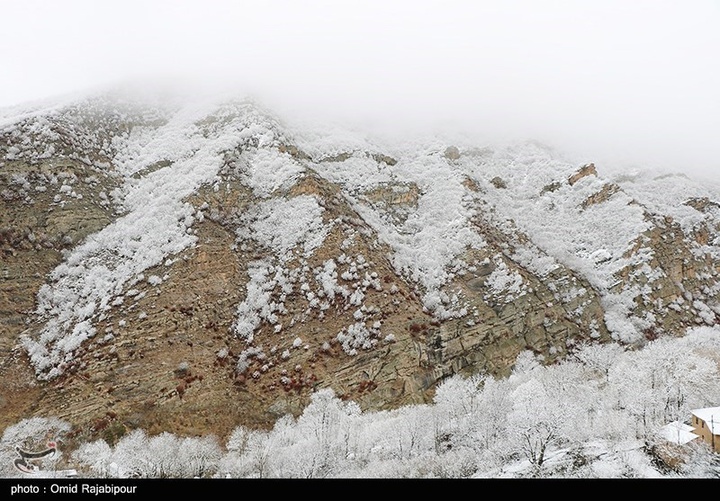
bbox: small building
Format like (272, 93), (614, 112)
(656, 421), (700, 469)
(658, 421), (699, 446)
(690, 407), (720, 453)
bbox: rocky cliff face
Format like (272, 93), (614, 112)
(1, 92), (719, 442)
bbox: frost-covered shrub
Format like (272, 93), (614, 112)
(236, 347), (264, 374)
(241, 195), (329, 260)
(336, 322), (379, 355)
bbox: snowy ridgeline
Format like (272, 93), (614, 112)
(4, 94), (720, 378)
(4, 327), (720, 479)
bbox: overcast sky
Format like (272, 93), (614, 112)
(2, 0), (719, 178)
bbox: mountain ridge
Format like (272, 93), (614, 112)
(2, 90), (720, 441)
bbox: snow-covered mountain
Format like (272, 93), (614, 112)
(2, 89), (720, 444)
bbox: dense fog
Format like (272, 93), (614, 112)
(2, 1), (719, 179)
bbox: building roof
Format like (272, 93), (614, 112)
(658, 421), (699, 445)
(691, 407), (720, 434)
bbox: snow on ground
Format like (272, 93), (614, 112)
(22, 99), (284, 378)
(613, 170), (720, 232)
(228, 151), (340, 344)
(241, 194), (329, 260)
(613, 170), (720, 260)
(301, 131), (486, 318)
(12, 93), (720, 373)
(461, 142), (651, 291)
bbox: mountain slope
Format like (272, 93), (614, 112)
(1, 91), (719, 440)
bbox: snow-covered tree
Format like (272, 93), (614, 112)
(272, 389), (361, 477)
(572, 341), (625, 383)
(108, 429), (151, 478)
(176, 436), (222, 478)
(71, 440), (113, 477)
(507, 373), (572, 473)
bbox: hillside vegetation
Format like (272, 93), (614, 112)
(2, 90), (720, 477)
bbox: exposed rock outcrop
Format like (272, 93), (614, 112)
(569, 163), (597, 185)
(1, 93), (719, 442)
